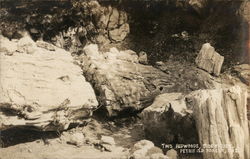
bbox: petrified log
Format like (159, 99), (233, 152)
(187, 86), (249, 159)
(80, 44), (171, 116)
(195, 43), (224, 76)
(0, 35), (98, 131)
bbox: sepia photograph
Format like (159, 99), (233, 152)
(0, 0), (249, 159)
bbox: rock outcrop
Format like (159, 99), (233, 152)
(51, 1), (129, 51)
(195, 43), (224, 76)
(141, 86), (249, 159)
(0, 35), (98, 131)
(85, 1), (130, 43)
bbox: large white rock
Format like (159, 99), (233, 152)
(131, 140), (154, 159)
(101, 136), (115, 145)
(131, 140), (167, 159)
(0, 36), (98, 131)
(195, 43), (224, 76)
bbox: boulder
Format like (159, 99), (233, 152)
(133, 140), (155, 151)
(92, 2), (129, 42)
(141, 93), (198, 144)
(80, 44), (171, 116)
(195, 43), (224, 76)
(61, 132), (85, 147)
(105, 8), (129, 42)
(108, 23), (130, 42)
(131, 140), (154, 159)
(100, 136), (115, 145)
(150, 153), (169, 159)
(0, 36), (98, 131)
(131, 140), (167, 159)
(138, 51), (148, 65)
(166, 149), (178, 159)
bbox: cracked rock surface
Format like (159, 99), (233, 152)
(0, 35), (98, 131)
(189, 86), (249, 159)
(80, 44), (175, 116)
(195, 43), (224, 76)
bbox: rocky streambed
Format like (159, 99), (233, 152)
(0, 1), (250, 159)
